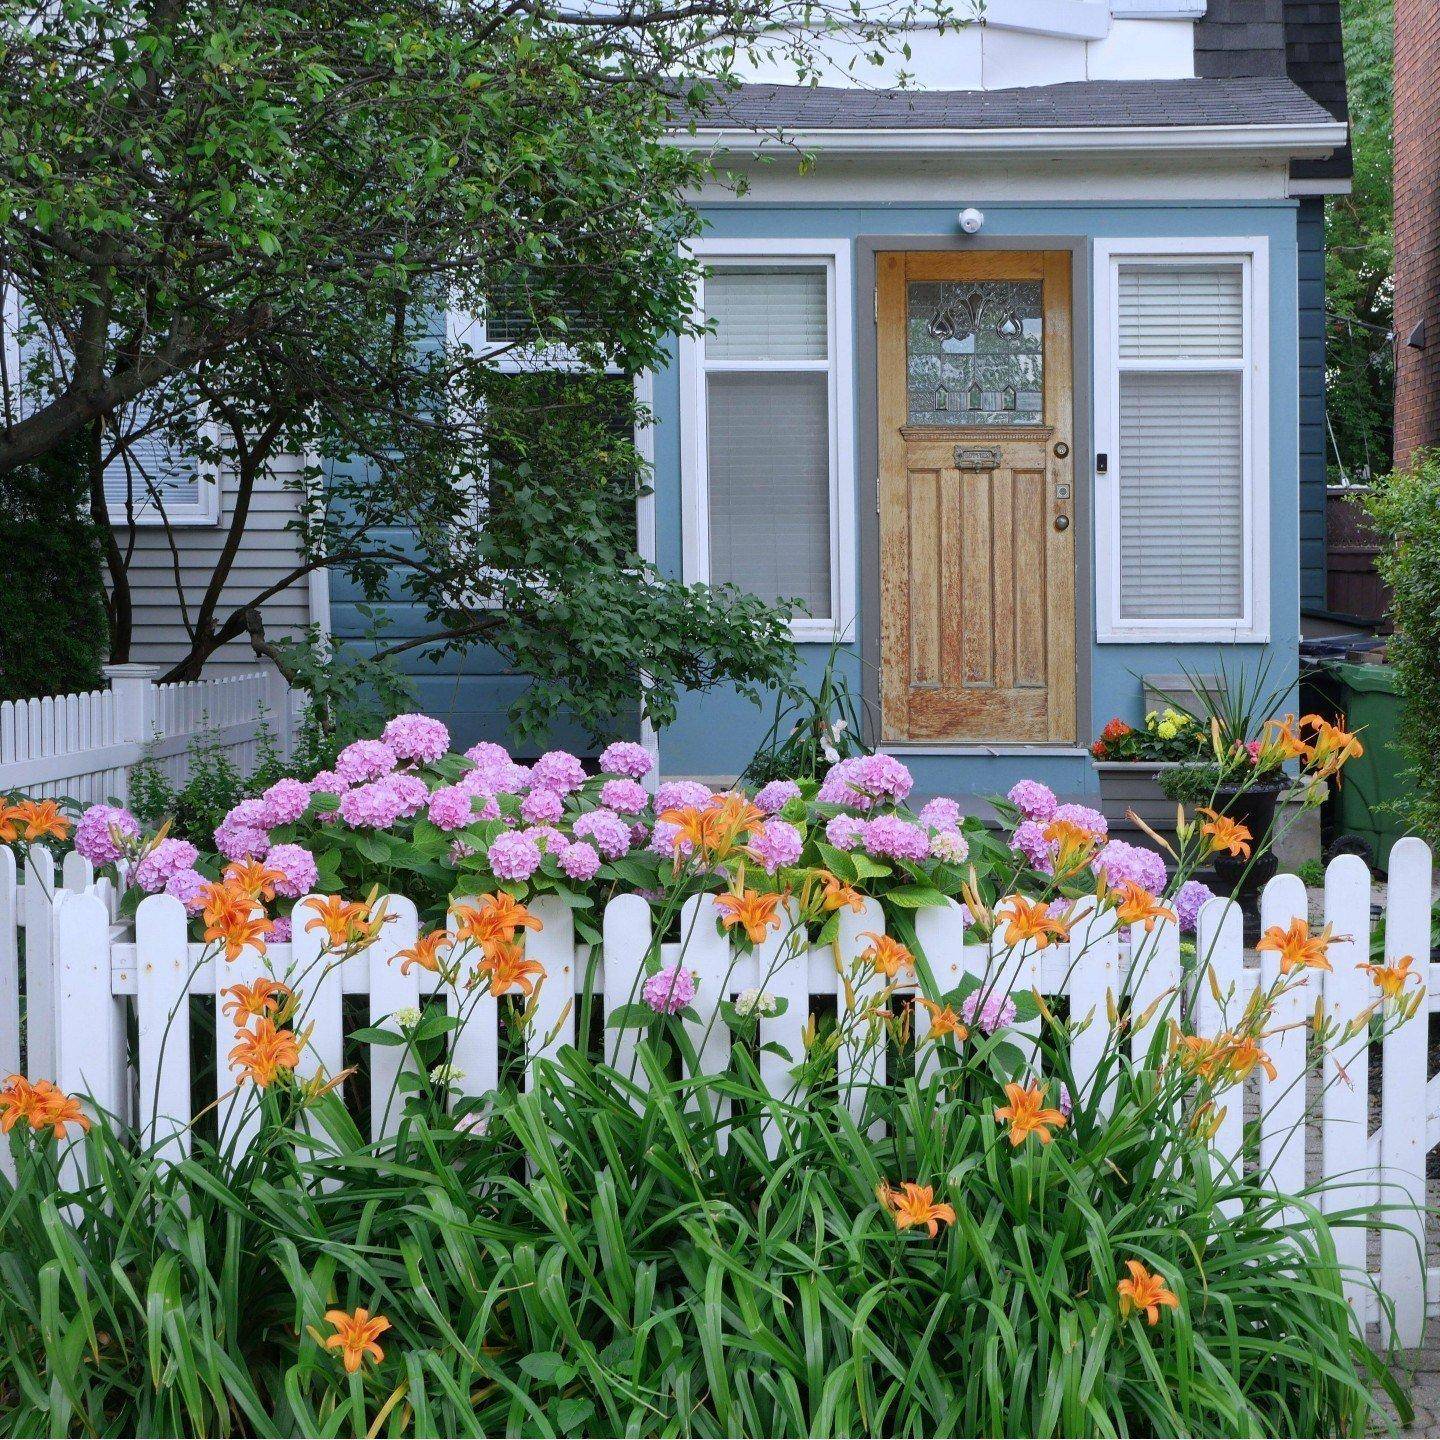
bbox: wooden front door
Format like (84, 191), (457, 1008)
(877, 251), (1076, 744)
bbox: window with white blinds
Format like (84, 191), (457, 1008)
(1095, 242), (1268, 642)
(681, 251), (855, 637)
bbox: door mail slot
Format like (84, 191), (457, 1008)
(953, 445), (1002, 471)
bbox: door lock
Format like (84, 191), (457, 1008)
(1053, 440), (1070, 459)
(1054, 514), (1071, 532)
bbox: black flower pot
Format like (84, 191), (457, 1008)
(1209, 781), (1284, 944)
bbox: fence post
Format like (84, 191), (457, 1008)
(103, 664), (162, 802)
(263, 665), (293, 760)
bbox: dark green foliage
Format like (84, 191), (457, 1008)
(0, 431), (107, 701)
(1363, 452), (1440, 839)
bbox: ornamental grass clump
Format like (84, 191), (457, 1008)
(0, 719), (1420, 1436)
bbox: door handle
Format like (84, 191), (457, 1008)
(1054, 514), (1070, 532)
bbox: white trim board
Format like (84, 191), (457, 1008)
(678, 238), (857, 644)
(1091, 236), (1272, 644)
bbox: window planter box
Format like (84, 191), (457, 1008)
(1092, 760), (1186, 846)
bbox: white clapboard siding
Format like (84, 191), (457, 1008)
(0, 667), (296, 806)
(7, 845), (1437, 1345)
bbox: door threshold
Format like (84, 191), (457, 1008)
(879, 743), (1091, 759)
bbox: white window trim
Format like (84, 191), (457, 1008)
(1093, 236), (1271, 644)
(678, 238), (856, 644)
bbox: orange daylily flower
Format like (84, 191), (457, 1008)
(473, 939), (546, 998)
(1256, 918), (1335, 975)
(916, 996), (969, 1043)
(714, 888), (784, 944)
(324, 1307), (391, 1373)
(0, 1074), (37, 1132)
(1359, 953), (1423, 1005)
(13, 799), (71, 843)
(223, 858), (288, 903)
(877, 1181), (957, 1238)
(1107, 880), (1176, 934)
(815, 869), (865, 915)
(1259, 714), (1311, 766)
(1301, 713), (1364, 782)
(0, 803), (22, 844)
(1225, 1034), (1277, 1083)
(997, 895), (1073, 951)
(994, 1080), (1068, 1146)
(397, 929), (454, 976)
(660, 793), (765, 860)
(199, 881), (251, 929)
(450, 893), (541, 954)
(859, 931), (916, 980)
(205, 908), (270, 963)
(1042, 818), (1098, 876)
(303, 893), (388, 951)
(228, 1017), (301, 1087)
(221, 977), (291, 1023)
(1171, 1029), (1276, 1087)
(1116, 1259), (1179, 1325)
(1198, 808), (1252, 859)
(1, 1077), (91, 1138)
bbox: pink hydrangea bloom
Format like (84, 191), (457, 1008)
(449, 838), (477, 863)
(520, 788), (565, 825)
(531, 750), (587, 794)
(598, 740), (653, 780)
(825, 815), (865, 850)
(1175, 879), (1215, 933)
(338, 781), (405, 830)
(522, 825), (569, 854)
(382, 713), (450, 764)
(629, 821), (650, 846)
(960, 989), (1017, 1035)
(1010, 820), (1054, 873)
(648, 820), (691, 858)
(463, 755), (528, 796)
(308, 769), (348, 795)
(1007, 780), (1058, 822)
(642, 964), (697, 1015)
(134, 838), (200, 894)
(755, 779), (802, 815)
(861, 815), (930, 863)
(929, 828), (969, 864)
(750, 818), (803, 873)
(654, 780), (712, 814)
(559, 840), (601, 881)
(918, 797), (962, 830)
(214, 819), (270, 862)
(573, 808), (630, 860)
(817, 754), (914, 810)
(376, 772), (429, 819)
(260, 778), (310, 827)
(600, 778), (649, 815)
(1058, 1082), (1072, 1119)
(227, 798), (270, 829)
(488, 830), (542, 881)
(263, 916), (293, 944)
(334, 739), (398, 784)
(165, 868), (210, 913)
(465, 741), (510, 767)
(427, 785), (475, 832)
(1093, 840), (1167, 895)
(1053, 803), (1108, 840)
(73, 804), (140, 866)
(266, 842), (318, 898)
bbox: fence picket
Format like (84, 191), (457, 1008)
(136, 894), (194, 1162)
(1321, 853), (1372, 1317)
(757, 902), (808, 1154)
(22, 846), (55, 1077)
(603, 894), (651, 1090)
(294, 900), (343, 1086)
(367, 895), (420, 1142)
(447, 899), (499, 1108)
(1128, 913), (1181, 1068)
(1380, 837), (1431, 1346)
(0, 847), (18, 1096)
(679, 893), (734, 1129)
(1067, 899), (1120, 1115)
(1258, 873), (1310, 1207)
(838, 898), (886, 1134)
(914, 899), (969, 1083)
(527, 895), (576, 1081)
(1195, 895), (1245, 1211)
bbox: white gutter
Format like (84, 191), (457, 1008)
(672, 120), (1349, 158)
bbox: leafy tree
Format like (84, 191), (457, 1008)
(1326, 0), (1393, 481)
(0, 0), (954, 737)
(0, 430), (107, 701)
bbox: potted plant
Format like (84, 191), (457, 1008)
(1089, 708), (1209, 845)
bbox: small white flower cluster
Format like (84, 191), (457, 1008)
(429, 1063), (466, 1085)
(734, 988), (779, 1018)
(393, 1005), (422, 1031)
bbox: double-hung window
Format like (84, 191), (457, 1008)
(680, 240), (855, 642)
(1093, 239), (1270, 642)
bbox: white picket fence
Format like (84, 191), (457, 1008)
(1, 839), (1436, 1343)
(0, 663), (296, 807)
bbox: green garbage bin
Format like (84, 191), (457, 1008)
(1326, 660), (1406, 870)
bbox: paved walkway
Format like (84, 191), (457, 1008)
(1385, 1337), (1440, 1436)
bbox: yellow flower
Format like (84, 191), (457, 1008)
(324, 1307), (391, 1373)
(994, 1080), (1067, 1146)
(1116, 1260), (1179, 1326)
(876, 1181), (957, 1237)
(714, 888), (784, 944)
(1256, 918), (1335, 975)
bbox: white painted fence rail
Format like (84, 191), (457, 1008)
(3, 840), (1437, 1342)
(0, 663), (296, 807)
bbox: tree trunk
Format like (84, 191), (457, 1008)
(86, 418), (133, 662)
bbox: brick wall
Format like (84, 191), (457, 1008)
(1395, 0), (1440, 463)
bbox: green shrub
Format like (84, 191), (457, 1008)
(0, 430), (108, 701)
(1364, 452), (1440, 841)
